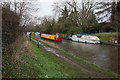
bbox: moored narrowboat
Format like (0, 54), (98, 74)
(41, 34), (62, 42)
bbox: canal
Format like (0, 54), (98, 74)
(34, 35), (119, 74)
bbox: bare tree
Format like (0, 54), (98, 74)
(4, 0), (40, 27)
(95, 0), (120, 32)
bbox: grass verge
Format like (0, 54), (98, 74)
(92, 32), (118, 44)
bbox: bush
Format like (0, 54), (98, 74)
(2, 6), (23, 54)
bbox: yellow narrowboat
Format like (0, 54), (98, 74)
(41, 34), (62, 42)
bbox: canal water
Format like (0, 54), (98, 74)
(33, 35), (119, 74)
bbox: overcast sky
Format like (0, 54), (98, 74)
(30, 0), (118, 18)
(31, 0), (59, 18)
(21, 0), (119, 24)
(34, 1), (54, 17)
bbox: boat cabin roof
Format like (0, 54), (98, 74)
(41, 34), (56, 36)
(81, 35), (100, 40)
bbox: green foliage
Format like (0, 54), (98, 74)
(52, 22), (63, 33)
(39, 17), (55, 34)
(68, 26), (79, 34)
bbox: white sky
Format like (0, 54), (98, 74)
(3, 0), (118, 24)
(30, 0), (119, 18)
(33, 1), (55, 18)
(3, 0), (119, 18)
(28, 0), (60, 18)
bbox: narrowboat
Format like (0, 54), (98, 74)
(41, 34), (62, 42)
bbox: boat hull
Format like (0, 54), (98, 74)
(41, 37), (62, 42)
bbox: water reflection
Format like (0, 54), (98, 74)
(41, 39), (61, 46)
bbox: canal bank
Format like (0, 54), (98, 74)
(92, 32), (119, 46)
(31, 37), (119, 78)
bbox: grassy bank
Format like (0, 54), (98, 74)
(3, 37), (88, 78)
(32, 37), (119, 78)
(92, 32), (118, 44)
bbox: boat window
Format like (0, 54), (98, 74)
(81, 36), (89, 38)
(72, 35), (77, 38)
(76, 34), (82, 38)
(77, 35), (81, 38)
(81, 36), (99, 40)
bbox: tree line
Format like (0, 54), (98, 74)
(29, 0), (120, 35)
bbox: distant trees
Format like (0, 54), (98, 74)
(25, 0), (120, 35)
(40, 0), (98, 34)
(38, 17), (54, 34)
